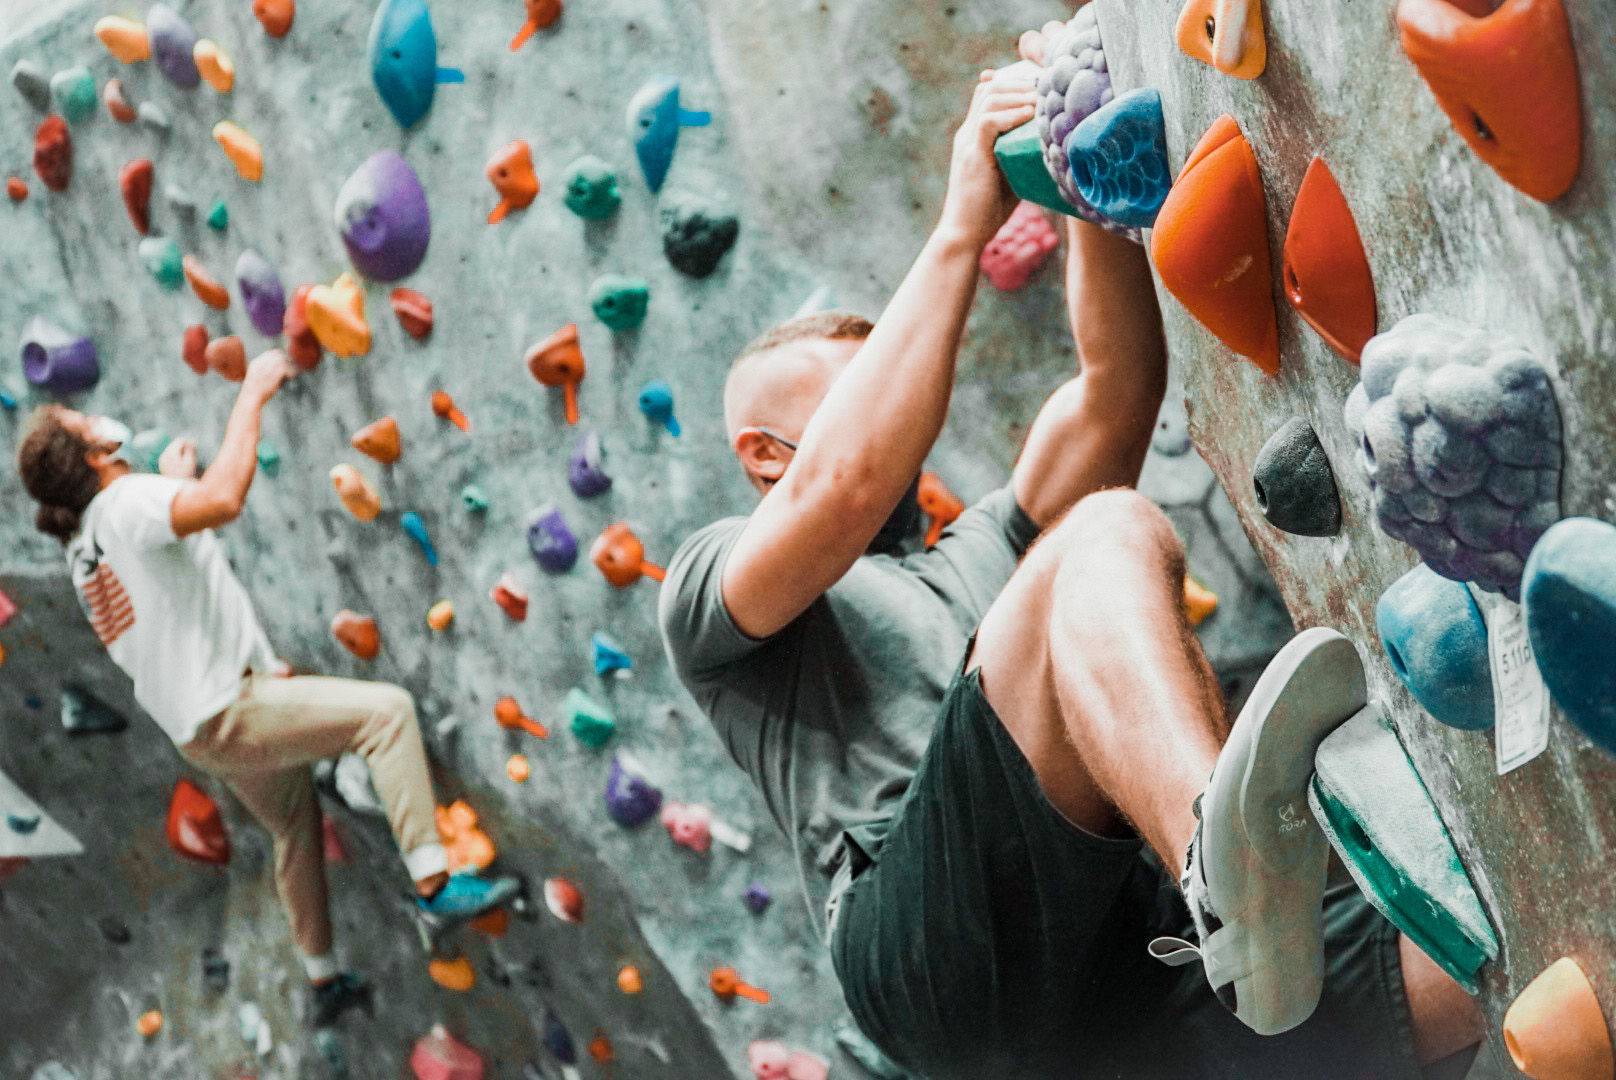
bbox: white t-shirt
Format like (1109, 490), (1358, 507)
(65, 474), (275, 745)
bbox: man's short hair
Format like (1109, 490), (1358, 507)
(734, 311), (874, 366)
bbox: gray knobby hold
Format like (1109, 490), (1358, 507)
(661, 191), (739, 277)
(11, 60), (50, 111)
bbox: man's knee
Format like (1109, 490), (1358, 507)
(1046, 488), (1183, 573)
(370, 682), (417, 727)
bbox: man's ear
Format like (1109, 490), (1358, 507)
(734, 429), (789, 485)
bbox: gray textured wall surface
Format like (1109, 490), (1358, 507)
(0, 0), (1286, 1076)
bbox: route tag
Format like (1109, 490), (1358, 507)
(1488, 599), (1550, 775)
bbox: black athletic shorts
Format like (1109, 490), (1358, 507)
(829, 666), (1423, 1080)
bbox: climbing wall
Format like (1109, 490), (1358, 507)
(0, 0), (1292, 1076)
(1095, 0), (1616, 1075)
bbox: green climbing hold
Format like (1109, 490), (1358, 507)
(460, 484), (489, 513)
(60, 686), (129, 735)
(206, 198), (229, 231)
(138, 236), (185, 290)
(564, 687), (615, 749)
(588, 274), (649, 331)
(49, 67), (97, 124)
(129, 429), (171, 473)
(994, 116), (1078, 218)
(257, 439), (280, 476)
(562, 155), (621, 220)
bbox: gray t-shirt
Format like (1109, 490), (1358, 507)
(659, 486), (1041, 936)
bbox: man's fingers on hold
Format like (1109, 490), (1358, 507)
(983, 103), (1037, 135)
(1041, 20), (1065, 40)
(1017, 29), (1045, 64)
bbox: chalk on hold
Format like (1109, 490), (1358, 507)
(336, 151), (431, 281)
(205, 336), (247, 381)
(1523, 517), (1616, 755)
(743, 881), (772, 914)
(510, 0), (563, 49)
(1251, 419), (1341, 537)
(1377, 564), (1492, 730)
(401, 512), (438, 565)
(569, 428), (612, 497)
(213, 121), (263, 182)
(431, 389), (470, 431)
(918, 471), (963, 548)
(166, 777), (231, 864)
(254, 0), (296, 37)
(96, 16), (151, 62)
(60, 687), (128, 735)
(391, 287), (433, 339)
(193, 40), (234, 93)
(49, 68), (96, 124)
(181, 324), (209, 374)
(369, 0), (464, 130)
(236, 250), (287, 337)
(564, 687), (615, 748)
(561, 155), (619, 219)
(637, 380), (679, 435)
(1066, 88), (1171, 229)
(428, 954), (477, 992)
(544, 877), (584, 923)
(661, 192), (738, 277)
(1397, 0), (1582, 203)
(526, 503), (578, 573)
(20, 315), (99, 393)
(1282, 158), (1376, 363)
(330, 464), (382, 521)
(590, 523), (664, 587)
(352, 416), (402, 463)
(147, 4), (200, 87)
(332, 610), (380, 660)
(206, 198), (228, 230)
(605, 752), (661, 826)
(1176, 0), (1266, 78)
(409, 1024), (485, 1080)
(137, 1010), (164, 1037)
(589, 274), (649, 331)
(184, 256), (231, 310)
(591, 632), (631, 676)
(12, 60), (50, 111)
(284, 286), (323, 370)
(104, 79), (136, 122)
(1503, 957), (1613, 1080)
(627, 75), (710, 193)
(138, 101), (170, 134)
(1344, 313), (1562, 599)
(307, 273), (372, 357)
(427, 600), (454, 631)
(140, 237), (184, 289)
(485, 141), (538, 224)
(1184, 575), (1219, 626)
(542, 1010), (577, 1064)
(980, 201), (1059, 291)
(525, 323), (586, 424)
(257, 439), (280, 476)
(460, 484), (489, 512)
(616, 965), (642, 993)
(32, 114), (72, 192)
(495, 695), (549, 738)
(660, 801), (712, 853)
(118, 159), (154, 235)
(710, 966), (770, 1005)
(490, 574), (528, 621)
(6, 177), (26, 202)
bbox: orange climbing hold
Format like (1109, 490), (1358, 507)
(166, 778), (231, 865)
(427, 600), (455, 632)
(710, 966), (771, 1004)
(1397, 0), (1581, 203)
(591, 524), (664, 587)
(545, 877), (585, 923)
(284, 285), (324, 371)
(332, 610), (381, 660)
(525, 323), (586, 424)
(194, 40), (235, 93)
(431, 390), (471, 432)
(428, 954), (478, 992)
(390, 287), (434, 340)
(438, 801), (497, 873)
(1183, 575), (1219, 626)
(205, 336), (248, 382)
(330, 464), (382, 522)
(486, 141), (539, 224)
(495, 695), (550, 738)
(119, 159), (154, 235)
(96, 16), (152, 63)
(6, 176), (26, 203)
(1281, 158), (1376, 363)
(182, 324), (209, 375)
(253, 0), (295, 38)
(1150, 114), (1279, 375)
(490, 575), (529, 621)
(104, 79), (136, 123)
(351, 416), (402, 464)
(510, 0), (562, 49)
(1175, 0), (1266, 79)
(588, 1033), (614, 1063)
(183, 256), (231, 310)
(213, 121), (264, 182)
(506, 754), (531, 783)
(1503, 957), (1614, 1080)
(918, 471), (964, 548)
(307, 273), (371, 358)
(616, 965), (643, 993)
(136, 1009), (164, 1037)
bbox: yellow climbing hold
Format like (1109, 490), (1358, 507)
(1183, 575), (1219, 627)
(136, 1009), (163, 1037)
(95, 16), (151, 63)
(426, 600), (455, 632)
(306, 273), (371, 358)
(193, 40), (235, 93)
(1175, 0), (1266, 79)
(427, 954), (477, 992)
(212, 121), (263, 182)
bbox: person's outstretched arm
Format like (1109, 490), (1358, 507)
(720, 67), (1037, 640)
(166, 350), (295, 537)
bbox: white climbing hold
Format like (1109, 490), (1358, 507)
(0, 768), (83, 858)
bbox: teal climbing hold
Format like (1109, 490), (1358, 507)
(460, 484), (489, 513)
(257, 439), (280, 476)
(1376, 565), (1492, 731)
(637, 380), (680, 436)
(206, 198), (228, 230)
(591, 632), (632, 676)
(564, 687), (615, 748)
(589, 274), (649, 331)
(401, 511), (438, 566)
(49, 67), (96, 124)
(994, 116), (1078, 218)
(562, 155), (621, 219)
(129, 429), (171, 473)
(368, 0), (463, 129)
(60, 686), (128, 734)
(626, 75), (710, 193)
(1522, 517), (1616, 756)
(138, 236), (184, 289)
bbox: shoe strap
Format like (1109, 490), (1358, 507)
(1147, 936), (1202, 967)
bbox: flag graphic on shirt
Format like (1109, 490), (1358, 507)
(72, 546), (134, 647)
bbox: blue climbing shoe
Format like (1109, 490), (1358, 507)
(310, 972), (374, 1028)
(415, 872), (522, 939)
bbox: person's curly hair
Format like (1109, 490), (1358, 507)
(17, 406), (101, 542)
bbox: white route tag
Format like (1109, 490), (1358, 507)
(1488, 599), (1550, 775)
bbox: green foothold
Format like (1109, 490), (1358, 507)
(993, 117), (1080, 218)
(460, 484), (489, 513)
(50, 67), (97, 124)
(588, 274), (649, 331)
(562, 155), (621, 220)
(206, 198), (229, 231)
(256, 439), (280, 476)
(129, 429), (171, 473)
(564, 687), (615, 749)
(138, 236), (185, 289)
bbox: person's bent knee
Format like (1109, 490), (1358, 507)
(1054, 488), (1181, 563)
(369, 682), (417, 728)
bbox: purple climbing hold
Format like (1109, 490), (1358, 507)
(568, 427), (613, 497)
(146, 4), (202, 89)
(526, 503), (578, 573)
(235, 250), (287, 337)
(20, 315), (98, 394)
(742, 882), (772, 914)
(334, 150), (431, 282)
(542, 1010), (577, 1064)
(604, 752), (662, 827)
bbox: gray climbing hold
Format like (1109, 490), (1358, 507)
(11, 60), (50, 111)
(49, 67), (97, 124)
(661, 192), (738, 277)
(1251, 418), (1341, 537)
(165, 184), (196, 216)
(1152, 406), (1191, 457)
(98, 915), (132, 944)
(137, 100), (170, 133)
(61, 686), (129, 734)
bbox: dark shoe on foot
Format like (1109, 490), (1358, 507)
(310, 972), (374, 1028)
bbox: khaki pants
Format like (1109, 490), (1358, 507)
(179, 673), (445, 957)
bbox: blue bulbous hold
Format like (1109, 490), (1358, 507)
(368, 0), (463, 129)
(638, 379), (680, 436)
(334, 151), (431, 282)
(19, 315), (98, 394)
(626, 75), (710, 193)
(604, 752), (662, 827)
(147, 4), (200, 89)
(1523, 517), (1616, 755)
(1066, 88), (1170, 229)
(1376, 564), (1493, 731)
(526, 503), (578, 573)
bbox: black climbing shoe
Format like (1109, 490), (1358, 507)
(310, 972), (374, 1028)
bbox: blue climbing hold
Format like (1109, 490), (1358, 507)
(542, 1010), (577, 1064)
(742, 881), (772, 914)
(626, 75), (710, 193)
(1376, 565), (1493, 731)
(1066, 88), (1170, 230)
(7, 812), (40, 835)
(0, 386), (17, 409)
(604, 752), (662, 826)
(1522, 517), (1616, 755)
(526, 503), (578, 573)
(61, 686), (129, 734)
(368, 0), (464, 129)
(591, 632), (632, 676)
(400, 512), (438, 566)
(638, 380), (680, 436)
(147, 4), (201, 89)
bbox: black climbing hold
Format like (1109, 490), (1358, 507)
(99, 915), (132, 944)
(60, 687), (129, 735)
(660, 192), (738, 278)
(1251, 418), (1342, 537)
(202, 947), (230, 993)
(542, 1010), (577, 1063)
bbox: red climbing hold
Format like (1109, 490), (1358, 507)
(32, 115), (72, 193)
(253, 0), (295, 38)
(284, 285), (324, 371)
(119, 159), (155, 236)
(1281, 157), (1376, 363)
(104, 79), (137, 123)
(591, 524), (665, 587)
(390, 287), (434, 340)
(351, 416), (402, 464)
(6, 177), (26, 203)
(431, 390), (471, 432)
(544, 877), (584, 923)
(167, 778), (231, 865)
(181, 324), (210, 375)
(588, 1033), (614, 1063)
(0, 588), (14, 629)
(918, 471), (964, 548)
(490, 575), (529, 621)
(525, 323), (586, 425)
(410, 1025), (486, 1080)
(331, 610), (381, 660)
(205, 335), (247, 382)
(510, 0), (562, 50)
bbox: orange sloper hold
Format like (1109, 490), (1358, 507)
(1175, 0), (1266, 79)
(486, 141), (539, 224)
(213, 121), (263, 182)
(307, 273), (371, 358)
(428, 954), (477, 992)
(1396, 0), (1581, 203)
(1281, 157), (1376, 363)
(1149, 114), (1279, 376)
(510, 0), (562, 50)
(525, 323), (586, 425)
(1183, 575), (1219, 626)
(352, 416), (402, 464)
(1503, 957), (1613, 1080)
(332, 610), (380, 660)
(183, 256), (231, 310)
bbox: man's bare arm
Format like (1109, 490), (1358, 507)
(169, 350), (295, 537)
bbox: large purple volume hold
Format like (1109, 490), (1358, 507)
(568, 427), (613, 497)
(334, 151), (431, 282)
(604, 753), (662, 827)
(236, 250), (286, 337)
(526, 503), (578, 573)
(20, 315), (99, 393)
(147, 5), (201, 89)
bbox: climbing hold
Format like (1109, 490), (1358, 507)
(591, 632), (632, 676)
(660, 801), (713, 853)
(336, 151), (431, 281)
(391, 287), (434, 340)
(369, 0), (464, 129)
(0, 588), (15, 629)
(627, 76), (710, 193)
(490, 575), (529, 621)
(99, 915), (132, 944)
(1522, 517), (1616, 754)
(604, 753), (661, 826)
(469, 907), (508, 936)
(561, 155), (619, 219)
(616, 965), (643, 993)
(49, 67), (97, 124)
(437, 800), (496, 872)
(1066, 88), (1171, 229)
(239, 1001), (273, 1055)
(284, 286), (323, 370)
(137, 1010), (164, 1037)
(103, 79), (136, 122)
(525, 323), (586, 425)
(61, 686), (129, 735)
(314, 1029), (348, 1079)
(1281, 158), (1376, 363)
(182, 324), (210, 375)
(710, 966), (770, 1005)
(1376, 564), (1493, 731)
(748, 1042), (831, 1080)
(918, 471), (964, 547)
(428, 954), (477, 992)
(427, 600), (454, 631)
(257, 439), (280, 476)
(431, 389), (470, 430)
(589, 274), (649, 331)
(661, 192), (738, 277)
(997, 113), (1078, 219)
(1183, 575), (1219, 626)
(564, 687), (615, 748)
(495, 695), (549, 738)
(526, 503), (579, 573)
(331, 610), (381, 660)
(743, 881), (772, 914)
(401, 512), (438, 565)
(118, 159), (155, 235)
(352, 416), (402, 464)
(193, 40), (234, 93)
(202, 947), (231, 993)
(6, 177), (26, 202)
(206, 198), (229, 230)
(7, 811), (40, 834)
(235, 251), (287, 337)
(254, 0), (296, 37)
(1344, 313), (1562, 598)
(1251, 419), (1342, 537)
(409, 1025), (485, 1080)
(166, 777), (231, 864)
(307, 273), (372, 357)
(511, 0), (563, 49)
(130, 427), (170, 472)
(485, 141), (539, 224)
(1503, 957), (1613, 1080)
(138, 101), (170, 134)
(147, 4), (201, 87)
(637, 380), (680, 435)
(140, 237), (184, 290)
(979, 201), (1059, 291)
(96, 15), (152, 62)
(213, 121), (264, 182)
(12, 60), (51, 111)
(588, 1034), (614, 1063)
(184, 256), (232, 310)
(460, 484), (490, 513)
(20, 316), (99, 394)
(1151, 114), (1278, 374)
(590, 524), (664, 587)
(544, 877), (584, 923)
(1176, 0), (1267, 78)
(330, 464), (382, 522)
(1033, 12), (1136, 237)
(32, 114), (72, 192)
(568, 428), (612, 497)
(543, 1011), (577, 1064)
(1397, 0), (1582, 203)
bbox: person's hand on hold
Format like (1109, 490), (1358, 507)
(938, 65), (1037, 251)
(158, 436), (198, 479)
(242, 348), (296, 406)
(1018, 19), (1068, 65)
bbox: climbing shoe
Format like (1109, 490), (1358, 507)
(1147, 627), (1366, 1036)
(415, 871), (522, 940)
(310, 972), (374, 1028)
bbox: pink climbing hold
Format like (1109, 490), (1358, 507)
(748, 1041), (831, 1080)
(410, 1025), (486, 1080)
(659, 801), (713, 854)
(544, 877), (584, 923)
(0, 587), (16, 629)
(322, 817), (347, 863)
(979, 201), (1059, 291)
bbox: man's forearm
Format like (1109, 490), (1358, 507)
(197, 388), (267, 508)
